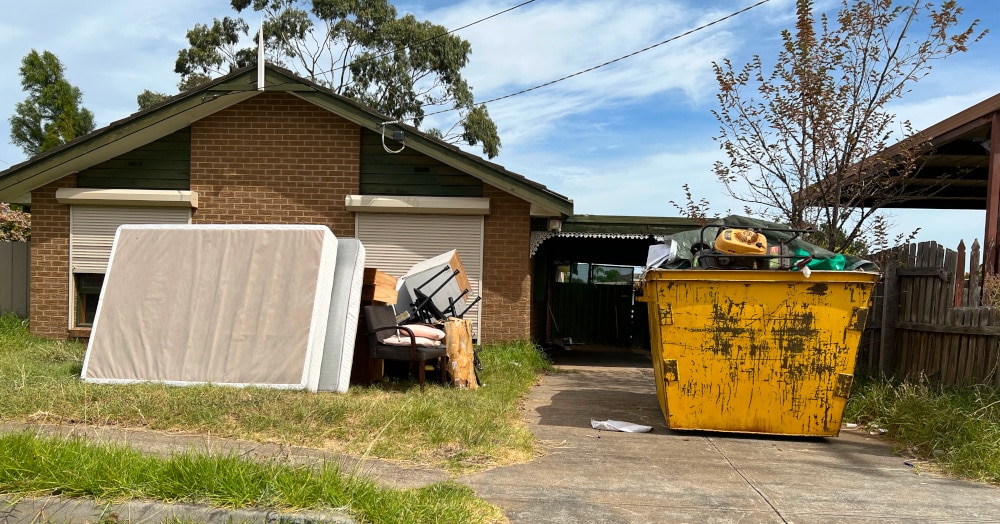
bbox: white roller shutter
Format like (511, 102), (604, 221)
(70, 206), (192, 274)
(356, 213), (484, 340)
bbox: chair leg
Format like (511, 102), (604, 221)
(440, 356), (448, 386)
(417, 359), (426, 390)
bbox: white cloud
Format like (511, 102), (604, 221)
(498, 144), (739, 218)
(416, 0), (767, 154)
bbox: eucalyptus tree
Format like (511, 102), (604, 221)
(165, 0), (500, 157)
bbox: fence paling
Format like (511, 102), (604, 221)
(864, 239), (1000, 385)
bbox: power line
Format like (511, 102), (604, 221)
(423, 0), (773, 118)
(314, 0), (538, 81)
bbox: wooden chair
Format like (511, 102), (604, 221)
(363, 305), (448, 390)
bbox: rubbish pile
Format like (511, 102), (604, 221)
(643, 215), (879, 274)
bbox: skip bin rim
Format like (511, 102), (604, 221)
(643, 269), (880, 284)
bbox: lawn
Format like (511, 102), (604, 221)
(0, 313), (553, 522)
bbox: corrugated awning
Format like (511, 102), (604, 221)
(530, 231), (653, 256)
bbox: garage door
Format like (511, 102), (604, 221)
(356, 213), (484, 341)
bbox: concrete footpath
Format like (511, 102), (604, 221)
(458, 346), (1000, 523)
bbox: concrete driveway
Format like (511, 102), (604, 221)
(459, 345), (1000, 523)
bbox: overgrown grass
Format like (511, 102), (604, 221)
(0, 431), (504, 523)
(0, 313), (552, 472)
(846, 375), (1000, 483)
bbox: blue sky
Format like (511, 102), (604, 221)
(3, 0), (998, 250)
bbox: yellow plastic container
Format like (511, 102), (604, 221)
(641, 269), (879, 436)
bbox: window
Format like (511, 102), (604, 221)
(554, 263), (639, 285)
(590, 264), (637, 285)
(75, 273), (105, 327)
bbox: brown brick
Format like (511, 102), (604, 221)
(30, 175), (74, 339)
(481, 184), (531, 343)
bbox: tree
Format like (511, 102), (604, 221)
(137, 89), (171, 111)
(172, 0), (501, 158)
(137, 74), (215, 110)
(712, 0), (983, 252)
(9, 50), (95, 157)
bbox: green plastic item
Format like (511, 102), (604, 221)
(793, 249), (846, 271)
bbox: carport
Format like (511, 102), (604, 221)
(529, 215), (701, 349)
(854, 92), (1000, 270)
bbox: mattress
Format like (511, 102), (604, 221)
(81, 224), (338, 391)
(317, 238), (365, 392)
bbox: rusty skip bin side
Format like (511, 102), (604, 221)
(643, 270), (879, 436)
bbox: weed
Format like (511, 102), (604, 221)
(847, 375), (1000, 483)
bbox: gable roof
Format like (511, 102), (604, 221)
(0, 65), (573, 216)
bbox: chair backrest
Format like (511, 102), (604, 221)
(364, 305), (399, 344)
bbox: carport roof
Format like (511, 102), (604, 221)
(862, 92), (1000, 211)
(530, 215), (706, 256)
(561, 215), (706, 236)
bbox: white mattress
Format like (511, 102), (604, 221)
(81, 224), (338, 391)
(318, 238), (365, 392)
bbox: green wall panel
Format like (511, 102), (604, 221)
(360, 129), (482, 197)
(78, 129), (190, 190)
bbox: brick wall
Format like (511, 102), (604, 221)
(29, 174), (75, 338)
(482, 184), (532, 342)
(190, 92), (358, 237)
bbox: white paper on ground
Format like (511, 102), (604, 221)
(591, 419), (653, 433)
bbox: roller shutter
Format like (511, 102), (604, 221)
(356, 213), (484, 340)
(70, 206), (192, 274)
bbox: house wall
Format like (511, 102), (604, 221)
(190, 92), (357, 237)
(24, 92), (538, 343)
(482, 184), (532, 342)
(29, 175), (74, 338)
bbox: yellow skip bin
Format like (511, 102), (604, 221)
(642, 269), (879, 436)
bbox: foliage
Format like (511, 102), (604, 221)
(712, 0), (984, 252)
(847, 375), (1000, 483)
(171, 0), (501, 157)
(137, 89), (172, 111)
(0, 432), (504, 523)
(9, 50), (95, 157)
(0, 202), (30, 241)
(0, 314), (550, 473)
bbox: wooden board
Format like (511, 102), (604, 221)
(444, 318), (477, 389)
(362, 268), (398, 304)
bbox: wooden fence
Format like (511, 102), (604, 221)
(858, 240), (1000, 385)
(0, 242), (29, 317)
